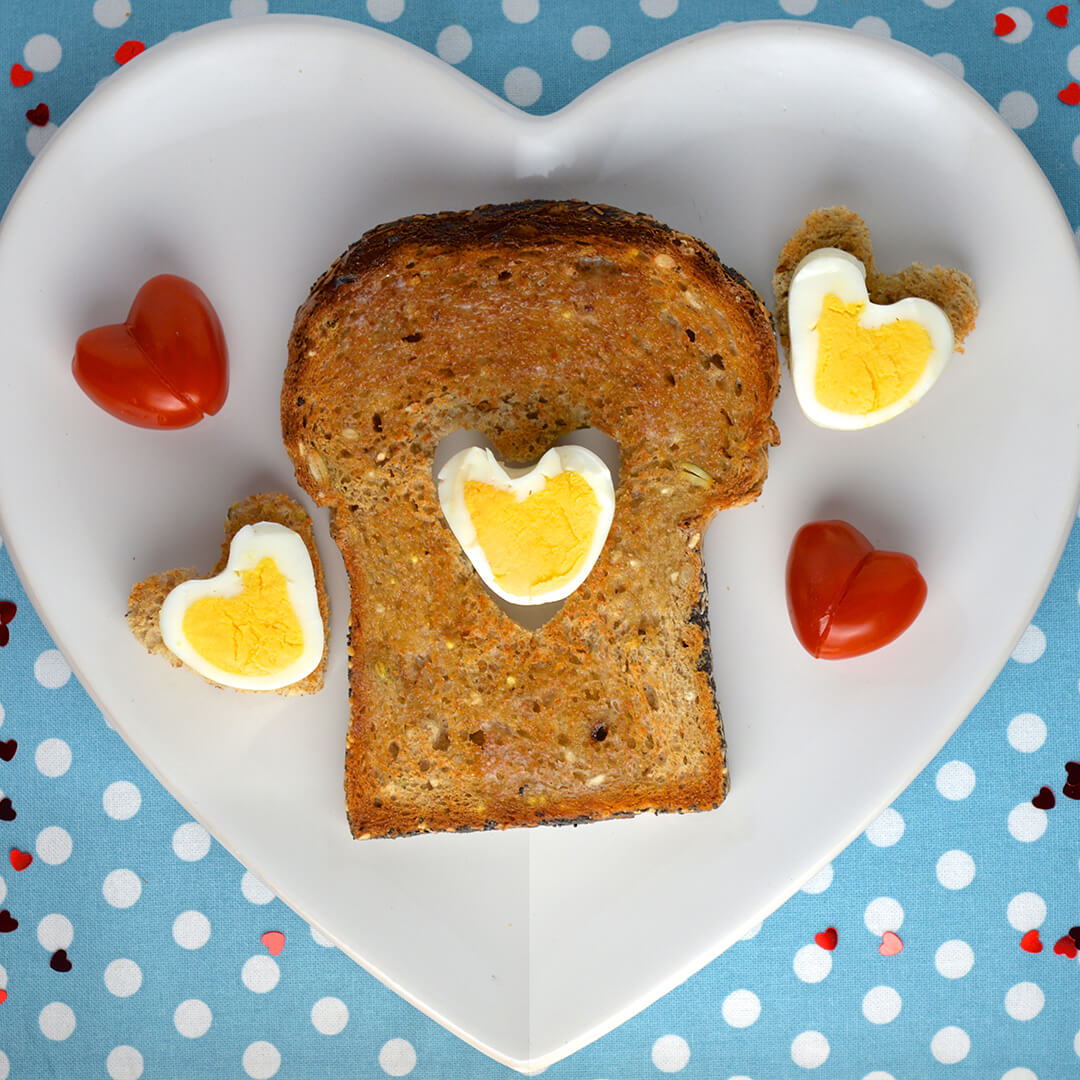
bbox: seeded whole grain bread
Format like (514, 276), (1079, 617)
(773, 205), (978, 353)
(126, 492), (329, 694)
(283, 200), (780, 838)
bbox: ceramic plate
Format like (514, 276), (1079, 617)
(1, 16), (1078, 1074)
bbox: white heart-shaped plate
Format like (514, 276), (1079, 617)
(1, 16), (1078, 1073)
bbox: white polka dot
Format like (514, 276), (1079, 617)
(997, 7), (1034, 43)
(310, 925), (335, 947)
(174, 998), (212, 1038)
(932, 52), (964, 79)
(864, 897), (904, 935)
(801, 863), (833, 893)
(36, 825), (72, 865)
(1007, 892), (1046, 931)
(1076, 1028), (1080, 1057)
(106, 1046), (143, 1080)
(793, 943), (832, 983)
(935, 940), (974, 978)
(1008, 802), (1047, 842)
(367, 0), (404, 21)
(864, 1074), (896, 1080)
(937, 850), (976, 890)
(0, 702), (4, 724)
(230, 0), (269, 14)
(35, 738), (71, 778)
(379, 1037), (418, 1076)
(1011, 624), (1045, 662)
(23, 121), (55, 157)
(242, 871), (275, 904)
(503, 0), (539, 22)
(0, 1051), (8, 1080)
(172, 822), (211, 861)
(173, 910), (210, 949)
(1001, 1070), (1038, 1080)
(242, 1041), (281, 1079)
(999, 91), (1038, 130)
(572, 26), (611, 60)
(651, 1035), (690, 1072)
(922, 0), (954, 7)
(721, 989), (761, 1028)
(93, 0), (131, 28)
(504, 67), (542, 107)
(0, 964), (6, 989)
(862, 985), (902, 1024)
(641, 0), (678, 15)
(936, 760), (975, 800)
(865, 807), (905, 846)
(37, 914), (73, 951)
(1073, 133), (1080, 168)
(103, 869), (141, 908)
(103, 781), (141, 820)
(34, 649), (71, 688)
(24, 34), (62, 72)
(1005, 982), (1044, 1021)
(780, 0), (818, 14)
(740, 921), (762, 940)
(435, 25), (472, 65)
(311, 996), (349, 1035)
(853, 15), (891, 36)
(0, 874), (7, 905)
(104, 959), (142, 997)
(1008, 713), (1047, 752)
(931, 1026), (970, 1064)
(241, 954), (280, 993)
(39, 1002), (76, 1041)
(791, 1031), (829, 1069)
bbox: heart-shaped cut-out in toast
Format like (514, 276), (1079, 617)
(72, 274), (228, 428)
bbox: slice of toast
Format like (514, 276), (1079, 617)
(773, 205), (978, 353)
(284, 200), (780, 838)
(126, 492), (329, 694)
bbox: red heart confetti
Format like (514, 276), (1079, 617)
(9, 849), (31, 872)
(0, 910), (18, 933)
(49, 949), (72, 973)
(994, 12), (1018, 34)
(1054, 935), (1079, 958)
(0, 989), (7, 1004)
(0, 799), (15, 822)
(0, 741), (16, 763)
(261, 930), (285, 956)
(1048, 3), (1070, 25)
(879, 931), (903, 957)
(114, 40), (145, 65)
(1032, 786), (1056, 810)
(1059, 82), (1080, 105)
(814, 927), (838, 951)
(0, 602), (14, 649)
(1020, 929), (1043, 953)
(9, 63), (32, 88)
(25, 103), (49, 127)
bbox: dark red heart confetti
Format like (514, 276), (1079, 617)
(814, 926), (838, 951)
(1020, 929), (1043, 953)
(25, 103), (48, 127)
(114, 40), (145, 65)
(9, 64), (32, 88)
(1065, 761), (1080, 781)
(49, 949), (72, 973)
(0, 602), (14, 624)
(0, 741), (16, 762)
(1069, 926), (1080, 947)
(0, 626), (7, 648)
(1064, 782), (1080, 801)
(1054, 935), (1079, 957)
(9, 849), (31, 872)
(0, 910), (18, 933)
(0, 799), (14, 822)
(1032, 786), (1056, 810)
(1048, 3), (1070, 25)
(994, 11), (1018, 34)
(1059, 82), (1080, 105)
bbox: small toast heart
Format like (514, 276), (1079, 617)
(1032, 786), (1056, 810)
(994, 12), (1018, 34)
(1054, 935), (1078, 958)
(9, 849), (31, 872)
(1048, 4), (1069, 26)
(261, 930), (285, 956)
(814, 927), (838, 951)
(879, 931), (903, 956)
(1020, 929), (1043, 953)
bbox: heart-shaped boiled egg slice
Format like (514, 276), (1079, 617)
(788, 248), (955, 429)
(158, 522), (324, 690)
(437, 444), (615, 606)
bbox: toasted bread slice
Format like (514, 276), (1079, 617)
(284, 200), (780, 838)
(126, 492), (329, 694)
(773, 205), (978, 353)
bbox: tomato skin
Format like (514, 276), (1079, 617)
(786, 519), (927, 659)
(72, 274), (228, 429)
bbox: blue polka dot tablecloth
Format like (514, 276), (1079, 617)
(1, 1), (1080, 1078)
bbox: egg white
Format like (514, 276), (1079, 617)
(437, 444), (615, 606)
(158, 521), (324, 691)
(788, 248), (955, 430)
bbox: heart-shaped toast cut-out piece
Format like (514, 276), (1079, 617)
(879, 930), (903, 956)
(787, 520), (927, 659)
(814, 926), (838, 950)
(1020, 929), (1043, 953)
(72, 274), (228, 429)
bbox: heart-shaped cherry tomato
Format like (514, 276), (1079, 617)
(72, 274), (228, 428)
(786, 519), (927, 659)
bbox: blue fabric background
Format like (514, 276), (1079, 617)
(1, 2), (1078, 1077)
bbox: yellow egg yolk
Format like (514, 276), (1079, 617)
(814, 294), (933, 414)
(464, 471), (600, 598)
(181, 557), (305, 676)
